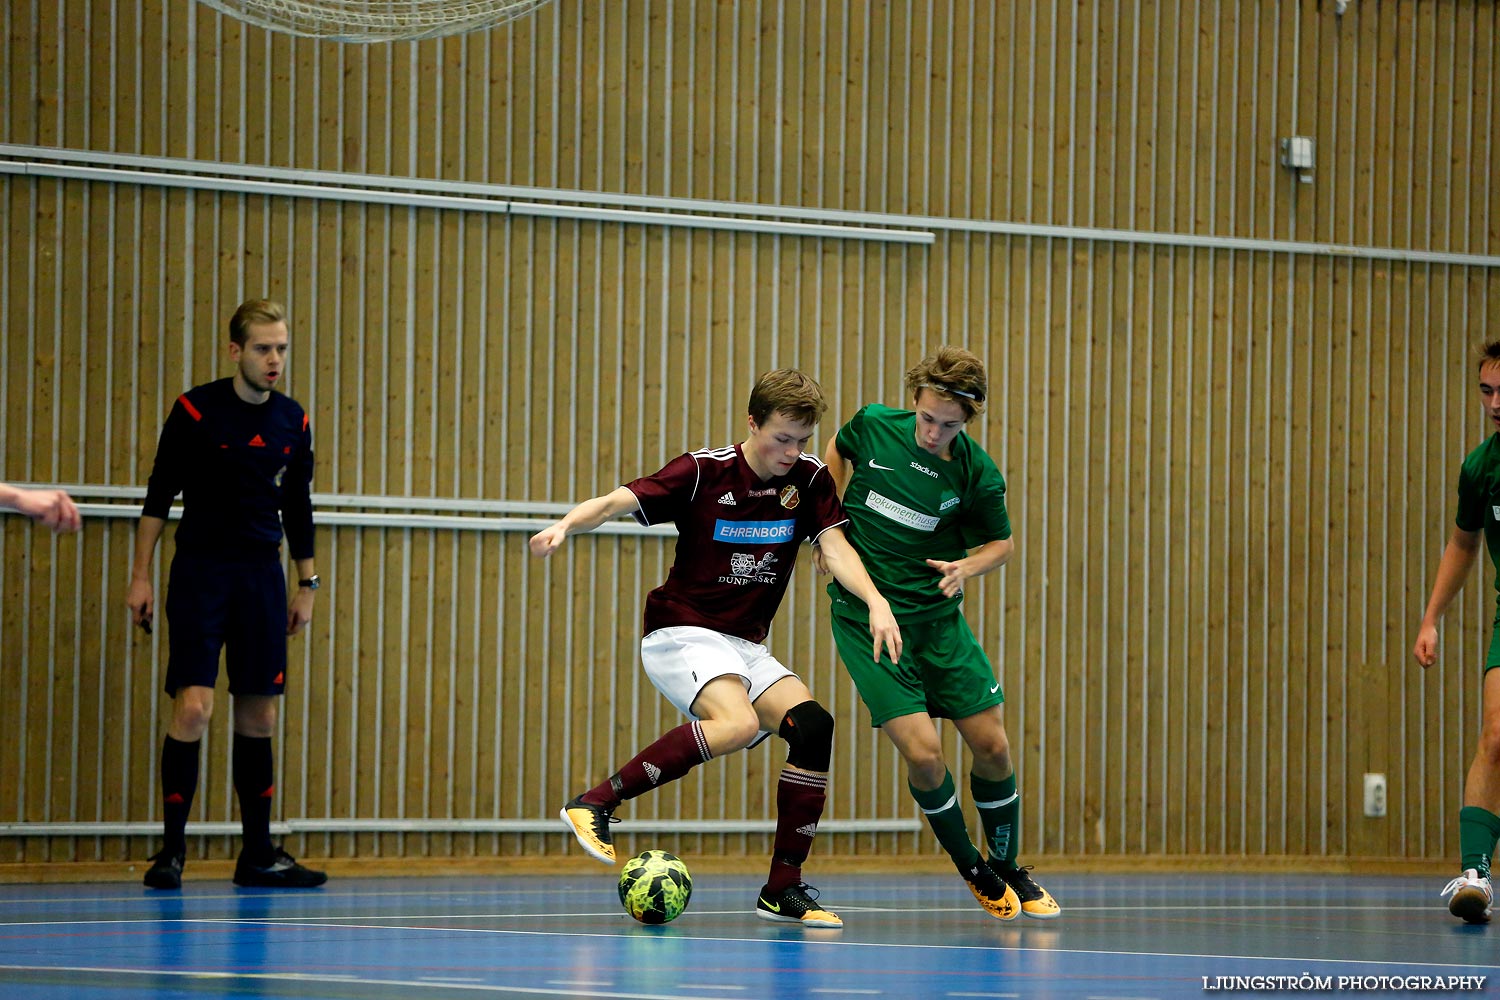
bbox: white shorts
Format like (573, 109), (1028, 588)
(640, 626), (798, 730)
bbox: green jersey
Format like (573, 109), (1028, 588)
(1455, 433), (1500, 602)
(827, 403), (1011, 623)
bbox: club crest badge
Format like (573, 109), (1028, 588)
(779, 485), (800, 509)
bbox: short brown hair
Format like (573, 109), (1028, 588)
(1478, 341), (1500, 373)
(229, 299), (287, 346)
(747, 369), (827, 427)
(905, 346), (988, 419)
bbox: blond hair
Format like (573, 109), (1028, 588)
(229, 299), (287, 346)
(747, 369), (827, 427)
(904, 346), (987, 419)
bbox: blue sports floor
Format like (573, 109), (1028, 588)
(0, 872), (1494, 998)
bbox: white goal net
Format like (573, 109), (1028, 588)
(195, 0), (557, 42)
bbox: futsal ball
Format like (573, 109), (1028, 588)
(617, 850), (692, 924)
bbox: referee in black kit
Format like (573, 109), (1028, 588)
(127, 298), (326, 890)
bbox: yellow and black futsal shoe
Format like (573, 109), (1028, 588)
(560, 795), (618, 864)
(1440, 869), (1493, 924)
(959, 858), (1020, 920)
(755, 881), (843, 928)
(996, 862), (1061, 919)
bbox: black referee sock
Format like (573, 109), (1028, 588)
(233, 734), (276, 864)
(159, 736), (200, 855)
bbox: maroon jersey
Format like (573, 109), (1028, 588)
(625, 444), (848, 643)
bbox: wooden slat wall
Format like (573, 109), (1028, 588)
(1, 0), (1498, 866)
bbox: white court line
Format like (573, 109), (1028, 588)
(0, 909), (760, 929)
(0, 886), (617, 906)
(194, 918), (1500, 973)
(675, 987), (746, 992)
(946, 993), (1019, 998)
(2, 914), (1496, 978)
(423, 977), (487, 983)
(0, 905), (925, 933)
(0, 887), (828, 911)
(808, 991), (881, 996)
(0, 903), (1454, 930)
(0, 964), (737, 1000)
(0, 898), (1428, 913)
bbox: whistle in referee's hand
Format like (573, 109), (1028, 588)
(138, 619), (152, 636)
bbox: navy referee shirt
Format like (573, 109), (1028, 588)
(141, 378), (315, 559)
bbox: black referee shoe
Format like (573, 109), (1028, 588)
(143, 848), (184, 890)
(233, 847), (327, 888)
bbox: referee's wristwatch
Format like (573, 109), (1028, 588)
(298, 575), (321, 591)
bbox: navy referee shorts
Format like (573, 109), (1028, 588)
(164, 547), (288, 697)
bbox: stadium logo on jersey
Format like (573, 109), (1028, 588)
(866, 491), (940, 532)
(779, 485), (801, 509)
(713, 518), (797, 543)
(909, 461), (939, 478)
(717, 492), (737, 505)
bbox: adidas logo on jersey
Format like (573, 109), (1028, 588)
(643, 761), (663, 785)
(717, 492), (736, 505)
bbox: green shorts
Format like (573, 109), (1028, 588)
(1488, 608), (1500, 672)
(830, 607), (1002, 727)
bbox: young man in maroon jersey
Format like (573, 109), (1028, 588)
(530, 369), (901, 928)
(0, 483), (81, 532)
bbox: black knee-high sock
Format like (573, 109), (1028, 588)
(233, 734), (275, 862)
(160, 736), (200, 854)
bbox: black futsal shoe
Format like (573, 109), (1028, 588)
(143, 848), (185, 890)
(233, 847), (327, 888)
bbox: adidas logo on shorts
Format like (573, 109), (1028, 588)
(796, 823), (818, 837)
(717, 492), (736, 505)
(643, 761), (663, 785)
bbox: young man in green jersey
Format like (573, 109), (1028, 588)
(820, 346), (1058, 921)
(1416, 340), (1500, 924)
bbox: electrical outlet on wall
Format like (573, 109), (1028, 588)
(1363, 773), (1387, 818)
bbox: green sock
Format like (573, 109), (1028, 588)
(972, 773), (1018, 867)
(1459, 806), (1500, 876)
(910, 770), (980, 869)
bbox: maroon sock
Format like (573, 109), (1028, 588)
(581, 721), (712, 808)
(766, 766), (828, 891)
